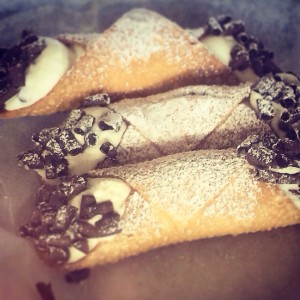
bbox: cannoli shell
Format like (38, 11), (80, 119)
(65, 150), (300, 269)
(1, 9), (237, 118)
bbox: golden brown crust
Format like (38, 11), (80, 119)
(0, 9), (237, 119)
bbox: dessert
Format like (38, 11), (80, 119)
(0, 9), (237, 118)
(20, 148), (300, 269)
(18, 84), (260, 181)
(190, 16), (280, 82)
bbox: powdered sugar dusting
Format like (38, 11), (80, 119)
(89, 150), (258, 233)
(111, 84), (250, 158)
(91, 8), (200, 68)
(198, 102), (271, 149)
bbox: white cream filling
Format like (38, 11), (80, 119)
(67, 177), (131, 263)
(5, 37), (84, 111)
(279, 184), (300, 210)
(200, 35), (259, 82)
(37, 107), (126, 182)
(68, 107), (126, 175)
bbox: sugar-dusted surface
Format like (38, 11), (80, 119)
(198, 102), (271, 149)
(1, 9), (236, 118)
(111, 84), (250, 160)
(74, 149), (300, 269)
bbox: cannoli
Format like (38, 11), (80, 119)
(18, 84), (259, 181)
(0, 9), (237, 118)
(20, 146), (300, 269)
(189, 16), (280, 82)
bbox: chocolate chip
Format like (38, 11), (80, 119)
(100, 142), (117, 160)
(246, 145), (277, 168)
(280, 97), (296, 108)
(95, 212), (121, 237)
(229, 44), (250, 71)
(216, 15), (232, 26)
(252, 75), (276, 96)
(235, 32), (250, 46)
(206, 17), (223, 35)
(44, 155), (68, 180)
(36, 282), (56, 300)
(64, 109), (85, 129)
(256, 97), (275, 120)
(37, 234), (72, 249)
(65, 268), (90, 284)
(51, 205), (78, 233)
(73, 239), (89, 254)
(57, 129), (83, 156)
(81, 93), (111, 108)
(276, 153), (291, 168)
(0, 31), (46, 110)
(99, 111), (123, 132)
(80, 195), (114, 220)
(58, 175), (87, 198)
(73, 114), (95, 135)
(223, 20), (245, 36)
(42, 246), (69, 265)
(45, 138), (65, 159)
(237, 135), (260, 155)
(261, 132), (284, 151)
(17, 150), (44, 169)
(85, 132), (98, 146)
(76, 220), (99, 238)
(32, 127), (61, 147)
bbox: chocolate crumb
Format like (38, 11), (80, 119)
(36, 282), (55, 300)
(100, 142), (117, 160)
(64, 109), (85, 129)
(73, 114), (95, 135)
(81, 93), (111, 107)
(65, 268), (90, 284)
(58, 175), (87, 197)
(17, 150), (44, 169)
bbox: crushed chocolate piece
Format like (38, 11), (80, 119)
(45, 138), (65, 160)
(57, 129), (83, 156)
(95, 212), (121, 237)
(207, 17), (223, 35)
(100, 142), (117, 160)
(64, 109), (85, 129)
(229, 44), (250, 71)
(237, 134), (260, 155)
(256, 97), (275, 121)
(73, 239), (89, 254)
(65, 268), (91, 284)
(0, 30), (46, 110)
(201, 16), (280, 77)
(44, 156), (68, 179)
(85, 132), (98, 146)
(223, 20), (245, 36)
(99, 111), (123, 132)
(40, 246), (69, 265)
(80, 195), (114, 219)
(36, 282), (55, 300)
(216, 15), (232, 26)
(73, 114), (95, 135)
(246, 145), (277, 168)
(81, 93), (111, 108)
(51, 205), (78, 232)
(17, 150), (44, 169)
(32, 127), (61, 147)
(58, 175), (87, 197)
(21, 177), (123, 265)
